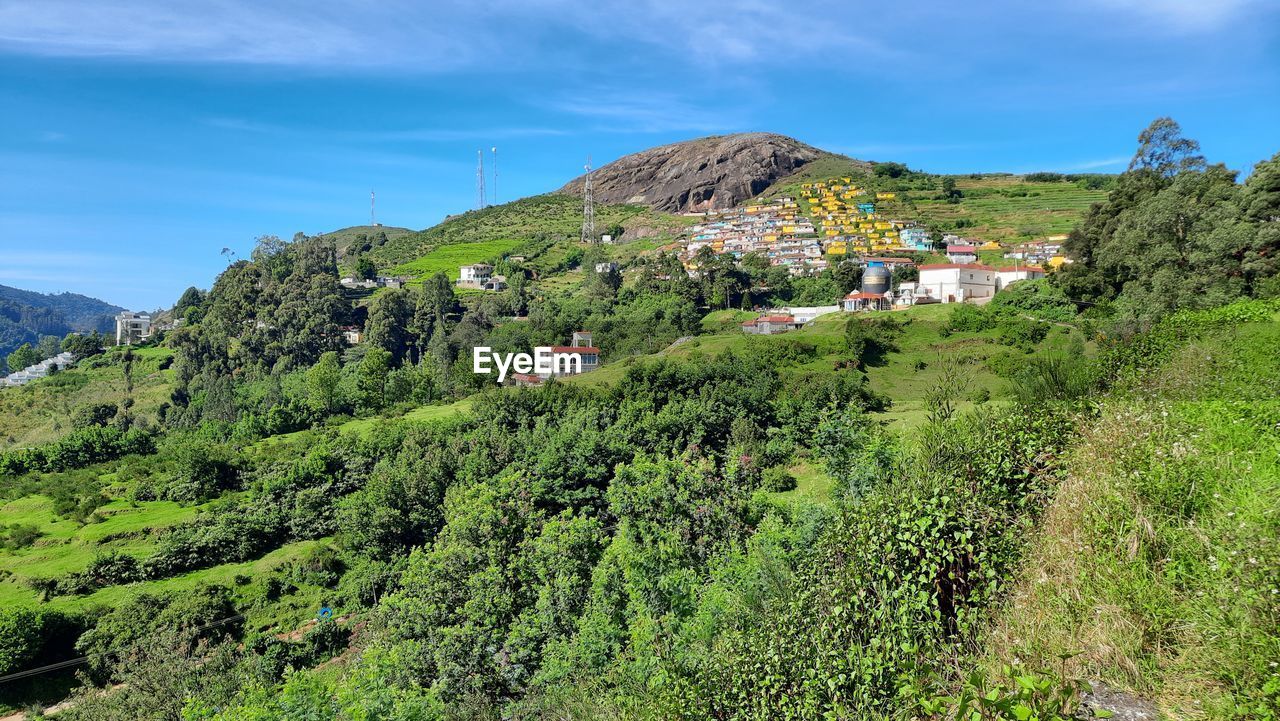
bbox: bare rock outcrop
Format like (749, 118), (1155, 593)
(559, 133), (860, 213)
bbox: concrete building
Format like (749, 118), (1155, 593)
(742, 315), (801, 335)
(917, 264), (997, 303)
(946, 245), (978, 264)
(995, 265), (1046, 289)
(458, 264), (494, 287)
(115, 312), (152, 345)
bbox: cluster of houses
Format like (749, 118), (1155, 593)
(457, 264), (508, 292)
(800, 179), (927, 256)
(741, 258), (1047, 334)
(681, 198), (828, 276)
(1, 351), (75, 388)
(677, 178), (938, 279)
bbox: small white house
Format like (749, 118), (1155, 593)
(995, 265), (1046, 289)
(918, 264), (997, 303)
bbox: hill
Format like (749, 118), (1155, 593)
(558, 132), (855, 213)
(365, 193), (692, 276)
(0, 285), (123, 368)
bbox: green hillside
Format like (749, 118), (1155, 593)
(367, 193), (691, 271)
(0, 124), (1277, 720)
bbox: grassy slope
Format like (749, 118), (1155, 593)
(320, 225), (414, 254)
(983, 315), (1280, 718)
(914, 175), (1106, 241)
(0, 346), (175, 451)
(393, 239), (524, 283)
(369, 194), (691, 270)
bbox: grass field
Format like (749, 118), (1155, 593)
(371, 194), (690, 270)
(566, 302), (1087, 430)
(0, 346), (175, 450)
(913, 176), (1105, 241)
(392, 239), (523, 282)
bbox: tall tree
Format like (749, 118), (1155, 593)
(306, 351), (342, 414)
(364, 289), (414, 365)
(1128, 116), (1207, 178)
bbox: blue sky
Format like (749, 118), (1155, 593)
(1, 0), (1277, 309)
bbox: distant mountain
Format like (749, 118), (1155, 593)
(559, 132), (863, 213)
(0, 285), (123, 367)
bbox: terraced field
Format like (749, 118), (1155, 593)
(913, 176), (1106, 240)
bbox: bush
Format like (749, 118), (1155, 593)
(761, 466), (798, 493)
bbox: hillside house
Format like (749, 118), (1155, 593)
(995, 265), (1046, 289)
(742, 314), (801, 335)
(918, 264), (996, 303)
(900, 227), (932, 251)
(946, 245), (979, 264)
(458, 264), (494, 287)
(115, 312), (152, 345)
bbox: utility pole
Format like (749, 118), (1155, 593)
(491, 147), (498, 206)
(476, 150), (486, 211)
(580, 155), (595, 244)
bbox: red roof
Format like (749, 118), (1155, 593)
(946, 245), (978, 253)
(755, 315), (797, 323)
(863, 257), (915, 265)
(994, 266), (1045, 273)
(511, 373), (543, 383)
(919, 263), (994, 271)
(844, 292), (885, 300)
(551, 346), (600, 354)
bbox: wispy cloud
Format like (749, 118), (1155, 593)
(545, 91), (744, 134)
(1081, 0), (1268, 31)
(1063, 155), (1131, 171)
(201, 116), (568, 143)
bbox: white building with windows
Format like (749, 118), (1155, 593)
(995, 265), (1046, 289)
(115, 312), (152, 345)
(917, 264), (997, 303)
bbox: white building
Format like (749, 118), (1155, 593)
(458, 264), (494, 286)
(115, 312), (152, 345)
(917, 264), (997, 303)
(995, 265), (1046, 290)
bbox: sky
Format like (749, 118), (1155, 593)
(0, 0), (1277, 310)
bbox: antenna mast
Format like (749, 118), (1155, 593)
(476, 150), (486, 210)
(491, 147), (498, 205)
(580, 155), (595, 244)
(370, 190), (376, 226)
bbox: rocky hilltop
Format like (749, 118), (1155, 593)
(559, 133), (857, 213)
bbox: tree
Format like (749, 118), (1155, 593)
(357, 347), (391, 411)
(364, 289), (414, 365)
(6, 343), (38, 373)
(355, 256), (377, 281)
(306, 351), (342, 414)
(62, 331), (105, 361)
(1128, 116), (1206, 178)
(36, 334), (62, 360)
